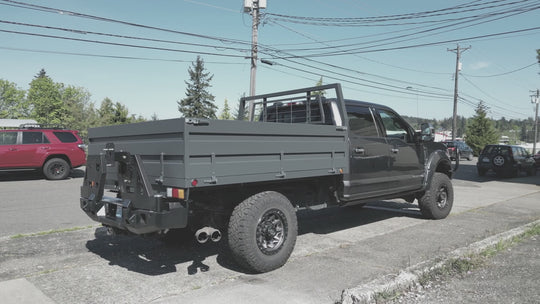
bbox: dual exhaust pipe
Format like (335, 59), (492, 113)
(195, 226), (221, 243)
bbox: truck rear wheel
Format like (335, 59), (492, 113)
(228, 191), (297, 273)
(418, 172), (453, 219)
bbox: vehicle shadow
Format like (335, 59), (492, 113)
(0, 168), (85, 182)
(85, 200), (421, 276)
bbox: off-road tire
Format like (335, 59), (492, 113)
(43, 158), (70, 180)
(228, 191), (297, 273)
(418, 173), (453, 219)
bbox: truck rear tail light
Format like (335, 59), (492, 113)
(167, 187), (184, 199)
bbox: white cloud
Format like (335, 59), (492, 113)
(470, 61), (491, 70)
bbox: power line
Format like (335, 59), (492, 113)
(273, 26), (540, 58)
(265, 0), (532, 26)
(265, 2), (540, 55)
(0, 29), (248, 58)
(0, 46), (246, 64)
(0, 20), (250, 53)
(461, 74), (530, 117)
(0, 0), (252, 46)
(462, 62), (538, 77)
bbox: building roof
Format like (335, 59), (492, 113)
(0, 119), (38, 128)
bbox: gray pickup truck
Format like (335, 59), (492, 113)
(80, 83), (453, 273)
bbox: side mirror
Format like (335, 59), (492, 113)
(420, 123), (435, 142)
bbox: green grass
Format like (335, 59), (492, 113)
(10, 225), (95, 239)
(419, 223), (540, 287)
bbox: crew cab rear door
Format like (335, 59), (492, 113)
(344, 105), (394, 199)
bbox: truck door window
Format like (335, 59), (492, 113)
(347, 106), (379, 137)
(378, 109), (411, 142)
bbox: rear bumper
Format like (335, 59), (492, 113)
(80, 195), (188, 234)
(79, 150), (188, 235)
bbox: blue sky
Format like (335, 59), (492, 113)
(1, 0), (539, 121)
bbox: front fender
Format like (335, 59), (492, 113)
(423, 149), (453, 190)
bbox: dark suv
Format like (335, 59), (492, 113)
(0, 124), (86, 180)
(477, 144), (536, 177)
(442, 140), (474, 161)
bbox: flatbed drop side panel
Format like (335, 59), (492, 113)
(86, 118), (348, 190)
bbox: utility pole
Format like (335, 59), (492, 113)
(448, 44), (471, 141)
(244, 0), (266, 120)
(531, 89), (539, 154)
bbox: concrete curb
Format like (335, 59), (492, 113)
(339, 219), (540, 304)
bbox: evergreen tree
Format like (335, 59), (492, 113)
(27, 69), (67, 125)
(311, 76), (326, 96)
(177, 56), (217, 119)
(219, 99), (232, 120)
(465, 101), (499, 155)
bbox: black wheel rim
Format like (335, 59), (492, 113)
(436, 185), (448, 209)
(49, 163), (65, 177)
(256, 209), (287, 255)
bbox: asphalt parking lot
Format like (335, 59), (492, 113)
(0, 159), (539, 303)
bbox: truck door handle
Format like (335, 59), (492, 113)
(9, 148), (17, 151)
(354, 148), (365, 155)
(40, 147), (50, 150)
(391, 148), (399, 154)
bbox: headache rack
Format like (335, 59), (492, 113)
(239, 83), (346, 126)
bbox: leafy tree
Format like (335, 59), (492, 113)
(97, 97), (144, 126)
(61, 85), (97, 140)
(177, 56), (217, 119)
(466, 101), (499, 155)
(27, 69), (67, 125)
(219, 99), (232, 120)
(0, 79), (28, 118)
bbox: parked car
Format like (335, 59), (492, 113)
(442, 140), (474, 161)
(534, 151), (540, 168)
(476, 144), (536, 177)
(0, 124), (86, 180)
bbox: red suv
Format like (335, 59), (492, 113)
(0, 124), (86, 180)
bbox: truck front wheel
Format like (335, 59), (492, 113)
(228, 191), (297, 273)
(418, 172), (453, 219)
